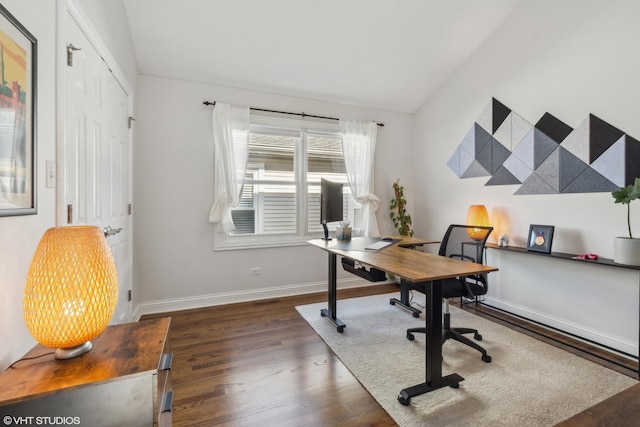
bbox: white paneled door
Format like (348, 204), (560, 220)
(61, 9), (132, 323)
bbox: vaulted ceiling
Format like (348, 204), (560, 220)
(122, 0), (521, 113)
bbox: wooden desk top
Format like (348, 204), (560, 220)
(308, 236), (498, 283)
(0, 317), (171, 405)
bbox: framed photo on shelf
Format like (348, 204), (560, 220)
(527, 224), (554, 253)
(0, 4), (37, 217)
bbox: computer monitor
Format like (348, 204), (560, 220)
(320, 178), (343, 240)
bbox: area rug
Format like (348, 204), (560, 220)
(295, 293), (637, 426)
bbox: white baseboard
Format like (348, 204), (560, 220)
(483, 296), (638, 357)
(132, 277), (395, 321)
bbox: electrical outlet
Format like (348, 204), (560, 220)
(46, 160), (56, 188)
(250, 267), (261, 275)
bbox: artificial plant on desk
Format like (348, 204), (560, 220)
(390, 179), (414, 237)
(388, 179), (414, 283)
(612, 177), (640, 265)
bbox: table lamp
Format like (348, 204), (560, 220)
(23, 226), (119, 359)
(466, 204), (490, 241)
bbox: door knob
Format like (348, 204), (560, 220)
(103, 226), (123, 237)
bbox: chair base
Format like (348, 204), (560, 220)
(407, 312), (492, 363)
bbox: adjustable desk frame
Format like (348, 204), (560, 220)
(308, 236), (497, 405)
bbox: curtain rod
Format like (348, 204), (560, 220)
(203, 101), (384, 127)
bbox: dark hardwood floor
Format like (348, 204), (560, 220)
(142, 284), (638, 426)
(142, 284), (399, 426)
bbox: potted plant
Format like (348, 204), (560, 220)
(389, 179), (413, 236)
(612, 177), (640, 265)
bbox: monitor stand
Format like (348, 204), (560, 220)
(322, 223), (332, 240)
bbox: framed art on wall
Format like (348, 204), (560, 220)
(0, 4), (37, 216)
(527, 224), (554, 253)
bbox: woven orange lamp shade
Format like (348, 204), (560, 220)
(466, 204), (491, 241)
(23, 226), (118, 359)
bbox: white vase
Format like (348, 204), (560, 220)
(613, 237), (640, 266)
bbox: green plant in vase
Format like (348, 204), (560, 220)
(389, 179), (413, 237)
(612, 177), (640, 265)
(612, 177), (640, 238)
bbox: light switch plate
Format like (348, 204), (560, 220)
(46, 160), (56, 188)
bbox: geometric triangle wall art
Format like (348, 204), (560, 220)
(448, 98), (640, 195)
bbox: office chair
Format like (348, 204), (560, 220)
(406, 224), (493, 363)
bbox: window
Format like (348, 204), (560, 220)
(216, 115), (361, 250)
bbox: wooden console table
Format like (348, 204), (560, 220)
(0, 317), (172, 427)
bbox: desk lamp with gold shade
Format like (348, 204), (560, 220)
(23, 226), (118, 359)
(466, 204), (491, 240)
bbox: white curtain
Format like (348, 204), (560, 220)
(208, 103), (250, 232)
(340, 119), (380, 237)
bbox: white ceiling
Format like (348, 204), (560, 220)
(122, 0), (521, 113)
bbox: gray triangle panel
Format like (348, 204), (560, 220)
(533, 129), (560, 169)
(476, 137), (493, 173)
(485, 166), (521, 186)
(512, 128), (535, 169)
(623, 135), (640, 185)
(589, 114), (624, 164)
(535, 148), (560, 192)
(591, 135), (625, 186)
(460, 124), (476, 156)
(515, 173), (558, 195)
(492, 98), (512, 134)
(562, 167), (618, 193)
(461, 160), (490, 178)
(474, 123), (492, 155)
(491, 138), (511, 174)
(447, 147), (462, 177)
(459, 146), (475, 176)
(503, 152), (533, 183)
(558, 147), (589, 192)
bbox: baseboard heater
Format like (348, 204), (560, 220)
(341, 258), (386, 282)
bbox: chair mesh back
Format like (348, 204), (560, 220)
(439, 225), (493, 264)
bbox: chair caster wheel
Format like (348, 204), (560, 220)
(474, 333), (482, 341)
(450, 382), (459, 389)
(390, 300), (395, 305)
(337, 326), (344, 333)
(407, 333), (415, 341)
(398, 393), (410, 406)
(482, 354), (492, 363)
(320, 310), (326, 317)
(412, 312), (420, 318)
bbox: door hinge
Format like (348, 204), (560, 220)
(128, 116), (137, 129)
(66, 43), (81, 67)
(128, 203), (132, 215)
(127, 290), (132, 302)
(67, 204), (73, 224)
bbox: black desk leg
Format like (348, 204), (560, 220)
(320, 252), (346, 333)
(398, 280), (464, 405)
(389, 278), (422, 318)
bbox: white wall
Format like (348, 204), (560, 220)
(414, 0), (640, 354)
(0, 0), (137, 371)
(0, 0), (56, 372)
(134, 75), (414, 314)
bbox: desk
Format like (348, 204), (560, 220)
(307, 236), (498, 404)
